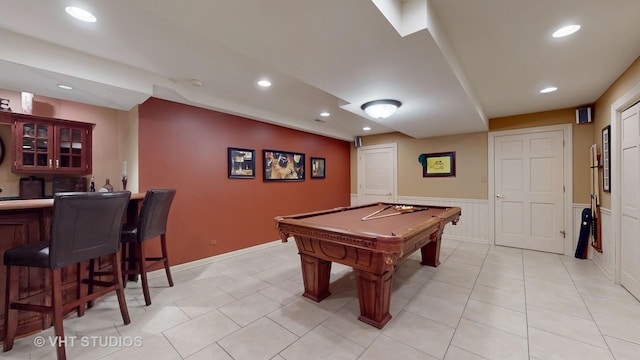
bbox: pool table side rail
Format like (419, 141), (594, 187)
(274, 204), (462, 264)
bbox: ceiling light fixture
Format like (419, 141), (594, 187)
(361, 99), (401, 119)
(363, 127), (371, 131)
(552, 24), (581, 38)
(320, 112), (330, 117)
(257, 80), (271, 88)
(57, 84), (73, 90)
(540, 86), (558, 94)
(65, 6), (97, 23)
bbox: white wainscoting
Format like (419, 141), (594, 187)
(593, 208), (614, 280)
(572, 203), (589, 253)
(350, 194), (489, 244)
(572, 203), (614, 280)
(350, 196), (613, 267)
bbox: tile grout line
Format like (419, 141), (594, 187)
(441, 241), (490, 360)
(558, 256), (617, 358)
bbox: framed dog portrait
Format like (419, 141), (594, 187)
(419, 151), (456, 177)
(311, 157), (326, 179)
(228, 147), (255, 178)
(263, 149), (305, 181)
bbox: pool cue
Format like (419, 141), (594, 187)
(362, 205), (393, 220)
(363, 207), (428, 220)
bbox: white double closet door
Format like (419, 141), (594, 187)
(621, 102), (640, 299)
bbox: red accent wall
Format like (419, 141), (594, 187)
(138, 98), (351, 265)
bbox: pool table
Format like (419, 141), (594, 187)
(275, 202), (461, 328)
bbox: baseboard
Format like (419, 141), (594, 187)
(146, 239), (283, 279)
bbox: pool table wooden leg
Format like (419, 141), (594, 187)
(298, 254), (331, 302)
(354, 269), (393, 329)
(421, 231), (442, 267)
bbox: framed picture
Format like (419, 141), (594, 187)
(602, 125), (610, 192)
(228, 147), (255, 178)
(311, 157), (326, 179)
(263, 149), (305, 181)
(420, 151), (456, 177)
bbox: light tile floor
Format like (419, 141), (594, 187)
(4, 239), (640, 359)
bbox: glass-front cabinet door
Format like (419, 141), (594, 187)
(15, 119), (53, 172)
(13, 117), (92, 175)
(55, 125), (91, 173)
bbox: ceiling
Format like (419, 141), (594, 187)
(0, 0), (639, 141)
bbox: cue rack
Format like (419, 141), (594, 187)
(590, 144), (602, 253)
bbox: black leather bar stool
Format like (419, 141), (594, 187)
(121, 189), (176, 306)
(3, 192), (132, 360)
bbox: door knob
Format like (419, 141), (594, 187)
(496, 194), (504, 198)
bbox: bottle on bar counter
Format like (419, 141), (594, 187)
(102, 178), (113, 192)
(89, 176), (96, 192)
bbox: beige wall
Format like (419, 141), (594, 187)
(0, 89), (132, 197)
(117, 106), (139, 193)
(350, 131), (488, 199)
(351, 57), (640, 206)
(351, 107), (594, 204)
(593, 56), (640, 209)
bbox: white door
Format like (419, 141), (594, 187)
(621, 102), (640, 299)
(494, 130), (565, 253)
(357, 143), (397, 205)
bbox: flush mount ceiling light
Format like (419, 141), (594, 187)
(361, 99), (401, 119)
(320, 112), (330, 117)
(65, 6), (97, 22)
(363, 126), (371, 131)
(540, 86), (558, 94)
(57, 84), (73, 90)
(552, 24), (581, 38)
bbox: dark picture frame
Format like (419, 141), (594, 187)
(263, 149), (305, 181)
(602, 125), (611, 192)
(311, 157), (326, 179)
(228, 147), (255, 178)
(420, 151), (456, 177)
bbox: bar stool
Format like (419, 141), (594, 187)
(3, 192), (132, 360)
(121, 189), (176, 306)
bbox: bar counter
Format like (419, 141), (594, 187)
(0, 192), (144, 341)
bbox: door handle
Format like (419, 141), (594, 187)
(496, 194), (504, 198)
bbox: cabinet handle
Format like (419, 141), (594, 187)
(56, 160), (59, 168)
(49, 159), (52, 168)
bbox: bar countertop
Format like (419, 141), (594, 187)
(0, 192), (145, 211)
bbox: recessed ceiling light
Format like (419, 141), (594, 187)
(552, 24), (580, 38)
(540, 86), (558, 94)
(363, 127), (371, 131)
(65, 6), (97, 23)
(257, 80), (271, 88)
(190, 79), (203, 87)
(57, 84), (73, 90)
(320, 112), (330, 117)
